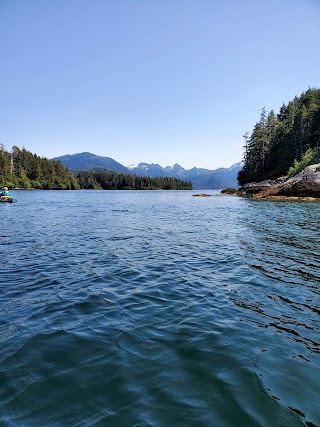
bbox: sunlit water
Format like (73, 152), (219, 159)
(0, 190), (319, 427)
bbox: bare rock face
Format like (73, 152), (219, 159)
(221, 188), (238, 194)
(238, 165), (320, 200)
(303, 164), (320, 173)
(278, 180), (320, 198)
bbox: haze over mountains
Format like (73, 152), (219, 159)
(52, 152), (242, 189)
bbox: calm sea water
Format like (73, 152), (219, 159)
(0, 190), (319, 427)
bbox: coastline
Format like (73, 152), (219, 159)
(222, 163), (320, 201)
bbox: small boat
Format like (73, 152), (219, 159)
(0, 196), (14, 203)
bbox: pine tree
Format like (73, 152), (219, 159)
(238, 88), (320, 185)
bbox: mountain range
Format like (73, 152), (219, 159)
(52, 152), (242, 189)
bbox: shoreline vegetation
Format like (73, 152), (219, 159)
(3, 87), (319, 198)
(238, 88), (320, 186)
(0, 146), (192, 191)
(232, 87), (320, 200)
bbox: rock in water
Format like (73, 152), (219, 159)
(221, 188), (238, 194)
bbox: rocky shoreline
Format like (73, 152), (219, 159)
(222, 164), (320, 201)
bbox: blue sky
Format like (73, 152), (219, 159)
(1, 0), (319, 169)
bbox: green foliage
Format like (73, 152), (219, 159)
(0, 146), (79, 190)
(238, 88), (320, 185)
(287, 148), (320, 178)
(75, 170), (192, 190)
(0, 146), (192, 191)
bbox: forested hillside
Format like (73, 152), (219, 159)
(0, 146), (192, 190)
(52, 152), (129, 173)
(0, 146), (79, 189)
(75, 170), (192, 190)
(238, 88), (320, 185)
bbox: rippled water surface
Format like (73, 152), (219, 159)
(0, 190), (319, 426)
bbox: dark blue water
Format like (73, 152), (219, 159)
(0, 190), (319, 426)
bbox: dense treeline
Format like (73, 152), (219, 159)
(0, 146), (79, 189)
(238, 88), (320, 185)
(0, 146), (192, 190)
(75, 170), (192, 190)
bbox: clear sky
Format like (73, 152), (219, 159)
(1, 0), (319, 169)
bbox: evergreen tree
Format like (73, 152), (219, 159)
(238, 88), (320, 185)
(0, 146), (192, 190)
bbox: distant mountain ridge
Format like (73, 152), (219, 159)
(52, 152), (129, 174)
(52, 152), (242, 189)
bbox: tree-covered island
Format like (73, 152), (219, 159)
(0, 146), (192, 190)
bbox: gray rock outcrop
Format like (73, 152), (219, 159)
(237, 164), (320, 200)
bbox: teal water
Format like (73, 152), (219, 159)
(0, 190), (319, 427)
